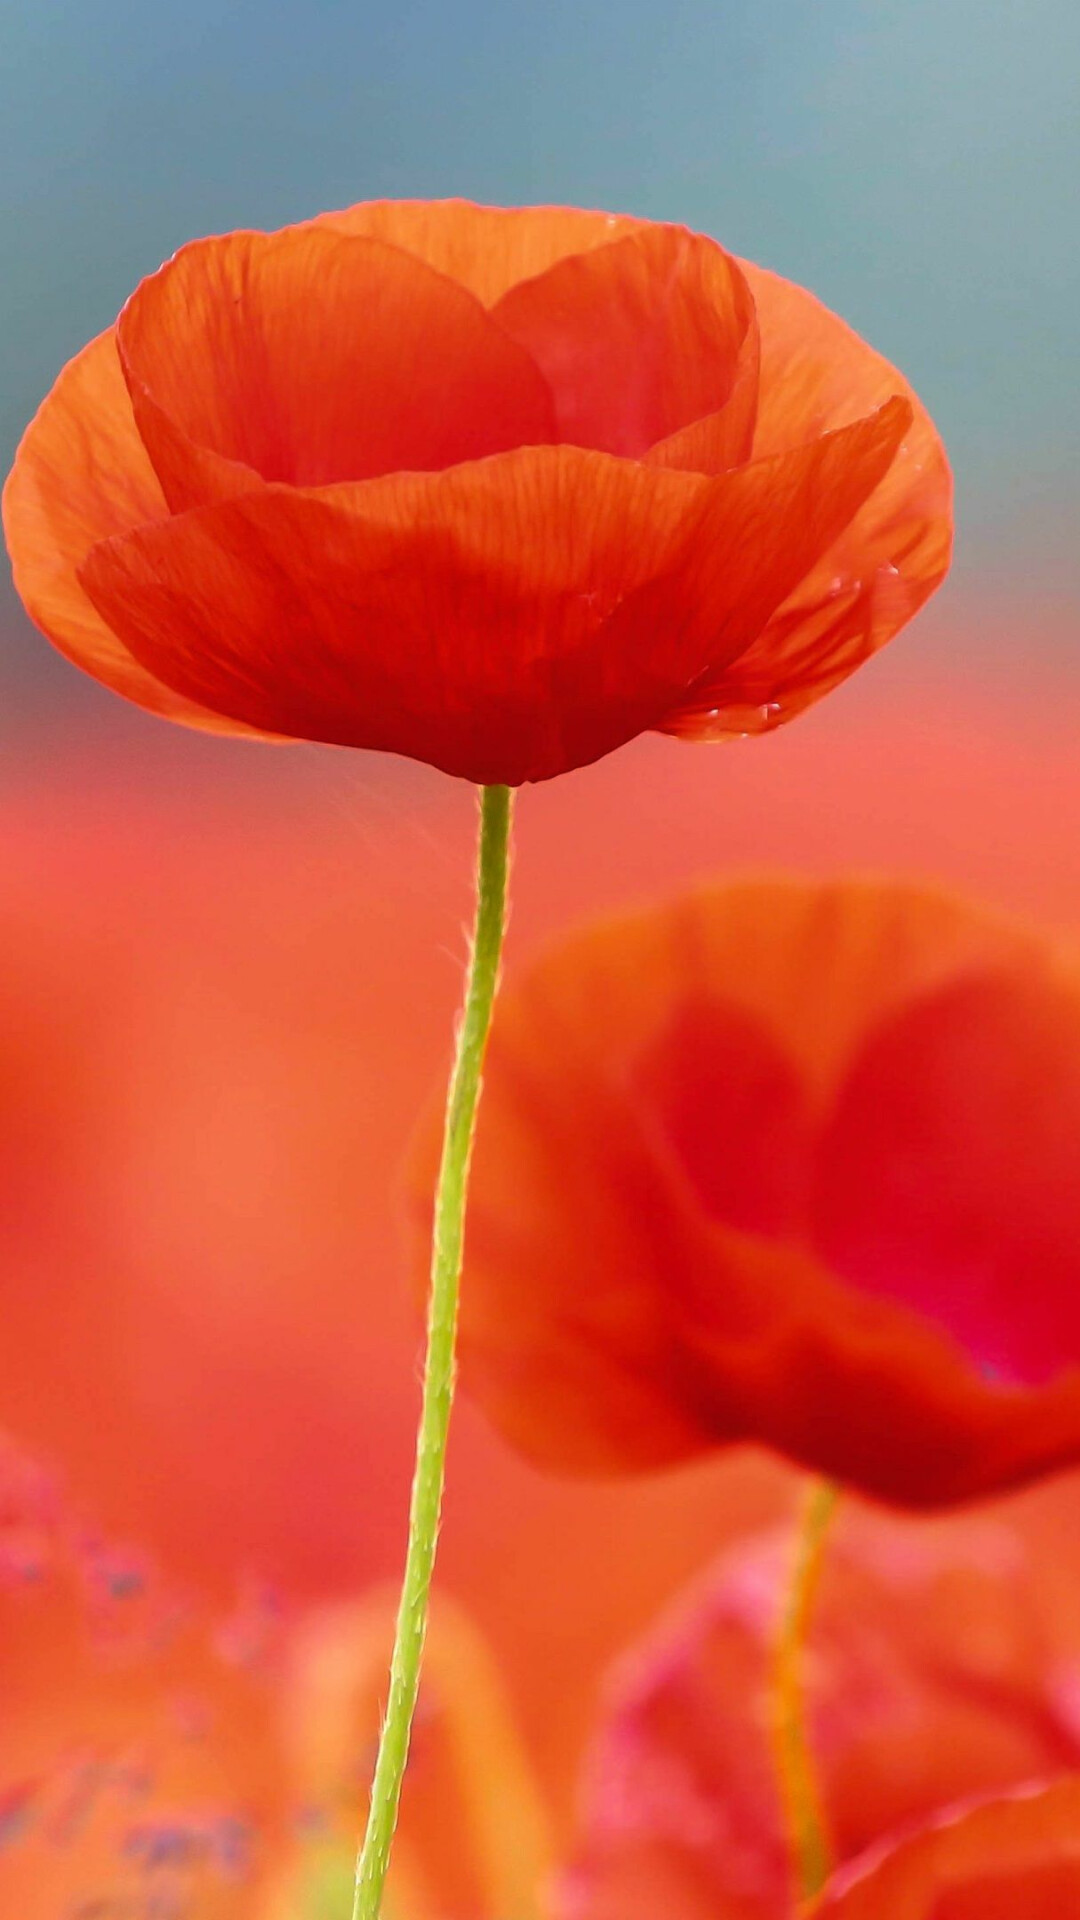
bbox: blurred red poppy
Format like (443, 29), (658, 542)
(562, 1503), (1080, 1920)
(428, 878), (1080, 1505)
(3, 200), (950, 783)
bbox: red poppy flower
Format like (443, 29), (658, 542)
(562, 1504), (1080, 1920)
(3, 201), (950, 783)
(425, 878), (1080, 1504)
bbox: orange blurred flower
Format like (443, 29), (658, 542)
(3, 200), (950, 783)
(431, 877), (1080, 1505)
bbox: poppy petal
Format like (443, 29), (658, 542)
(78, 404), (909, 784)
(660, 262), (951, 735)
(819, 1780), (1080, 1919)
(813, 966), (1080, 1389)
(117, 226), (558, 507)
(745, 262), (921, 454)
(77, 451), (708, 779)
(431, 880), (1080, 1501)
(492, 227), (757, 457)
(123, 378), (266, 513)
(630, 994), (812, 1237)
(644, 329), (761, 476)
(619, 399), (911, 714)
(314, 197), (646, 306)
(0, 329), (251, 733)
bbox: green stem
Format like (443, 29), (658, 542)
(771, 1477), (839, 1907)
(352, 783), (515, 1920)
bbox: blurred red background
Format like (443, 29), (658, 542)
(2, 604), (1080, 1911)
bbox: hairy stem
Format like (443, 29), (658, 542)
(352, 783), (515, 1920)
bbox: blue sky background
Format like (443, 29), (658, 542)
(1, 0), (1077, 743)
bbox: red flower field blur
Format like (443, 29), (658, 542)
(3, 200), (950, 782)
(6, 1454), (1080, 1917)
(2, 657), (1080, 1911)
(433, 872), (1080, 1505)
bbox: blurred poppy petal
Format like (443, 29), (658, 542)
(814, 969), (1080, 1389)
(78, 404), (906, 783)
(561, 1508), (1080, 1920)
(435, 879), (1080, 1502)
(118, 226), (558, 510)
(632, 995), (812, 1236)
(492, 227), (757, 456)
(0, 331), (249, 733)
(819, 1780), (1080, 1918)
